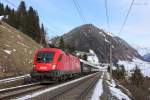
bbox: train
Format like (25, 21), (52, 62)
(30, 48), (99, 82)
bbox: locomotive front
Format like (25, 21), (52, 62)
(30, 48), (62, 81)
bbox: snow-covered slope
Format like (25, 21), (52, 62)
(133, 45), (150, 56)
(118, 58), (150, 77)
(87, 49), (99, 65)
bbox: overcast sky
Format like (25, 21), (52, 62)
(1, 0), (150, 47)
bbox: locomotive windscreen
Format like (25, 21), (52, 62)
(36, 52), (54, 63)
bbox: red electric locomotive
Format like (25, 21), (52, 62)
(30, 48), (81, 81)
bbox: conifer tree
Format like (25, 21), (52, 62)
(26, 6), (41, 43)
(4, 5), (11, 15)
(17, 1), (27, 33)
(26, 6), (35, 38)
(0, 3), (4, 15)
(130, 66), (144, 86)
(1, 1), (47, 46)
(34, 13), (41, 43)
(59, 37), (65, 50)
(7, 9), (18, 28)
(40, 23), (46, 45)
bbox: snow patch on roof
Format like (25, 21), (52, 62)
(118, 58), (150, 77)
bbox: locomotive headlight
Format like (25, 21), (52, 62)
(52, 64), (56, 69)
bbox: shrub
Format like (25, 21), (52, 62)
(130, 66), (144, 86)
(112, 65), (126, 79)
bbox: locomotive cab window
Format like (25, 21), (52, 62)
(58, 54), (62, 62)
(37, 52), (54, 63)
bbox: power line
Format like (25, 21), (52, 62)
(104, 0), (110, 30)
(118, 0), (135, 34)
(75, 0), (87, 23)
(5, 0), (17, 8)
(72, 0), (86, 24)
(38, 15), (60, 34)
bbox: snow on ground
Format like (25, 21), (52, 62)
(99, 31), (106, 37)
(3, 50), (12, 55)
(132, 45), (150, 56)
(91, 72), (104, 100)
(0, 15), (4, 20)
(16, 73), (98, 100)
(87, 49), (99, 65)
(13, 49), (16, 52)
(106, 32), (115, 37)
(0, 15), (8, 20)
(3, 49), (16, 55)
(109, 85), (131, 100)
(17, 41), (29, 48)
(118, 58), (150, 77)
(0, 74), (30, 83)
(105, 38), (110, 43)
(17, 34), (23, 40)
(4, 44), (10, 47)
(107, 73), (131, 100)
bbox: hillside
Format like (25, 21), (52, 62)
(51, 24), (142, 63)
(0, 21), (41, 78)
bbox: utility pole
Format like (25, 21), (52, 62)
(109, 43), (112, 82)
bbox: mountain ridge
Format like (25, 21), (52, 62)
(51, 24), (142, 63)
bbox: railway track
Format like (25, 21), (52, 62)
(0, 82), (46, 100)
(48, 72), (101, 100)
(0, 72), (100, 100)
(0, 74), (30, 83)
(24, 72), (101, 100)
